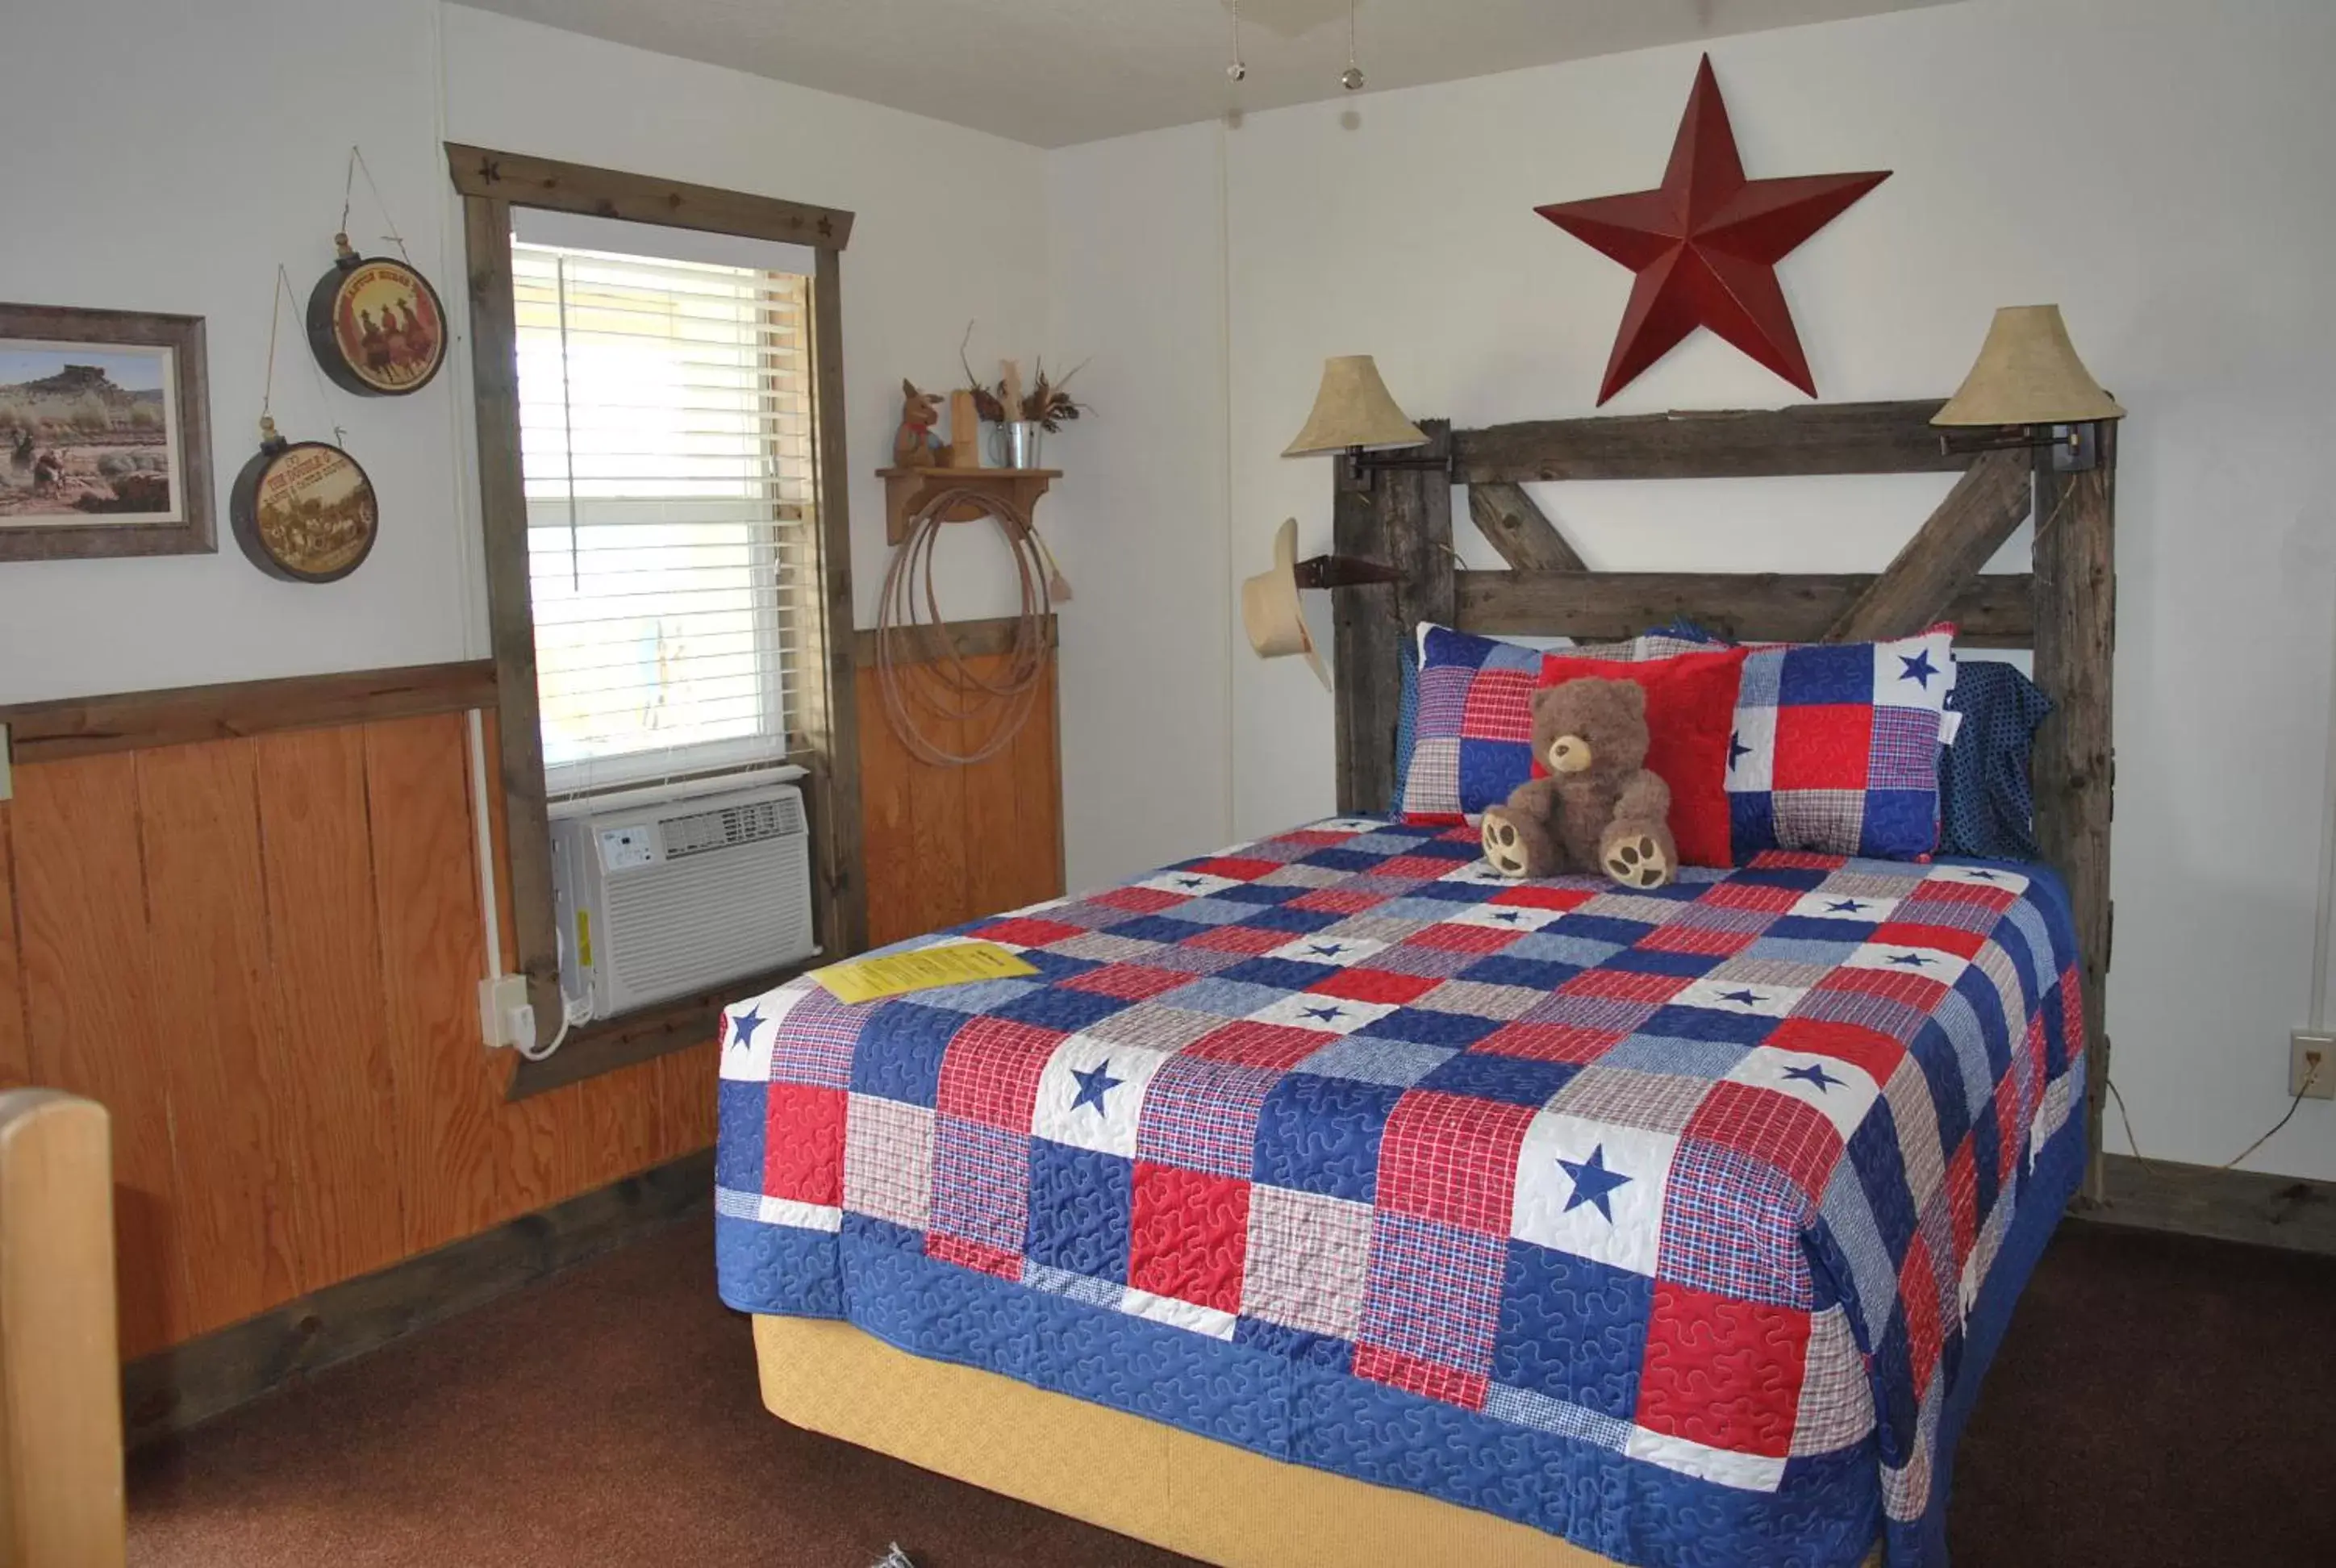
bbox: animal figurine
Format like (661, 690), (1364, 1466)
(1479, 677), (1677, 889)
(893, 379), (945, 468)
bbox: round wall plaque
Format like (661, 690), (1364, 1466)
(229, 423), (380, 583)
(306, 236), (445, 397)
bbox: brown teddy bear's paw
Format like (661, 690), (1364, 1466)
(1602, 831), (1673, 890)
(1485, 808), (1560, 883)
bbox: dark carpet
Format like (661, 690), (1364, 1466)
(127, 1216), (2335, 1567)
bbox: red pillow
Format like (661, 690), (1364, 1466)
(1533, 647), (1748, 869)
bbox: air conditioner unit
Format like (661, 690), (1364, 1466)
(551, 778), (817, 1020)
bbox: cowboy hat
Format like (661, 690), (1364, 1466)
(1241, 517), (1330, 690)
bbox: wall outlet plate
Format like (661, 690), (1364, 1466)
(478, 974), (529, 1049)
(2291, 1030), (2336, 1099)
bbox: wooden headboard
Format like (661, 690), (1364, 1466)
(1326, 398), (2115, 1195)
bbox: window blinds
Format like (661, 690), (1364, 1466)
(511, 240), (816, 799)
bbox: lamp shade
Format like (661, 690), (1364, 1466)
(1283, 356), (1428, 457)
(1241, 518), (1330, 689)
(1933, 305), (2125, 427)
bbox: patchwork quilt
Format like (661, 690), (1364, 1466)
(716, 819), (2088, 1568)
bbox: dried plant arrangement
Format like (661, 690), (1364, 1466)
(959, 324), (1091, 431)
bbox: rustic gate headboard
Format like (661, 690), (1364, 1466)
(1326, 399), (2115, 1195)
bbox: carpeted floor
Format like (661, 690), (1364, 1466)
(127, 1215), (2336, 1567)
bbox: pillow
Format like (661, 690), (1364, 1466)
(1724, 626), (1958, 861)
(1533, 647), (1750, 868)
(1391, 637), (1421, 817)
(1399, 624), (1710, 824)
(1937, 658), (2052, 860)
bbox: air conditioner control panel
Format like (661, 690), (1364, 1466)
(598, 824), (659, 871)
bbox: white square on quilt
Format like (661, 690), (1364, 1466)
(718, 981), (820, 1083)
(1266, 933), (1388, 967)
(1245, 992), (1400, 1035)
(1625, 1425), (1786, 1492)
(1924, 863), (2029, 895)
(1443, 900), (1571, 933)
(1137, 869), (1244, 898)
(1724, 1046), (1881, 1141)
(1121, 1288), (1237, 1340)
(1437, 858), (1518, 886)
(1510, 1111), (1679, 1277)
(1724, 704), (1775, 794)
(1315, 817), (1389, 835)
(1669, 975), (1808, 1018)
(1786, 890), (1901, 923)
(1871, 632), (1953, 711)
(1841, 942), (1971, 987)
(1030, 1035), (1174, 1158)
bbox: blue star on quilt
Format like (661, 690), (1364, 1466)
(1899, 649), (1940, 688)
(1717, 988), (1766, 1007)
(1826, 899), (1867, 914)
(1302, 1003), (1348, 1023)
(1887, 951), (1934, 967)
(1070, 1061), (1125, 1116)
(1491, 910), (1524, 924)
(1965, 869), (2000, 881)
(1728, 730), (1752, 771)
(1558, 1145), (1631, 1221)
(1307, 941), (1350, 959)
(1783, 1061), (1845, 1092)
(728, 1008), (763, 1052)
(1174, 874), (1208, 890)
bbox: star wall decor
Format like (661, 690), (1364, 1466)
(1536, 55), (1890, 404)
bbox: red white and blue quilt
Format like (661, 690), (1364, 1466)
(715, 818), (2088, 1568)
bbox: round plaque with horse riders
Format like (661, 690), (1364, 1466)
(305, 234), (446, 397)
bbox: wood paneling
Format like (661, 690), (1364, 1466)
(1454, 569), (2036, 648)
(0, 640), (1062, 1355)
(859, 653), (1066, 949)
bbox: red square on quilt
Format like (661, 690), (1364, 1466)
(1637, 1282), (1810, 1458)
(1187, 924), (1287, 955)
(1899, 1234), (1946, 1398)
(1684, 1081), (1845, 1195)
(934, 1016), (1063, 1129)
(1190, 855), (1279, 882)
(761, 1082), (846, 1206)
(1535, 647), (1748, 869)
(1353, 1342), (1490, 1410)
(1309, 966), (1442, 1006)
(1475, 1021), (1627, 1065)
(1128, 1163), (1250, 1314)
(1772, 704), (1875, 790)
(1062, 963), (1191, 1003)
(1764, 1017), (1906, 1086)
(974, 915), (1083, 947)
(1375, 1090), (1537, 1233)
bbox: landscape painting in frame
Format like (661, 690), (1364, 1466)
(0, 303), (213, 561)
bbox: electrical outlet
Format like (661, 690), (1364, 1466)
(2292, 1031), (2336, 1100)
(478, 974), (530, 1049)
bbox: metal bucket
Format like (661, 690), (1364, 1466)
(992, 420), (1044, 469)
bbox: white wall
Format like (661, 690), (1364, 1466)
(1045, 123), (1235, 892)
(1047, 0), (2336, 1178)
(0, 0), (473, 702)
(0, 1), (1051, 705)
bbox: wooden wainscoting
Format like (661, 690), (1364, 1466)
(0, 711), (717, 1361)
(0, 632), (1063, 1362)
(856, 625), (1066, 949)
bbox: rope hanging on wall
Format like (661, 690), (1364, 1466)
(875, 486), (1057, 768)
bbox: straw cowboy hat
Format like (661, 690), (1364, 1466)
(1241, 518), (1329, 690)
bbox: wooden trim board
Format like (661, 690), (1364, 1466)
(2091, 1153), (2336, 1259)
(445, 144), (854, 249)
(852, 612), (1058, 669)
(119, 1150), (713, 1449)
(506, 962), (813, 1100)
(0, 661), (495, 765)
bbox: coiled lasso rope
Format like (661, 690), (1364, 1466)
(874, 484), (1057, 767)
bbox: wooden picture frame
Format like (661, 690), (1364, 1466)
(448, 146), (865, 1095)
(1329, 400), (2116, 1198)
(0, 302), (214, 562)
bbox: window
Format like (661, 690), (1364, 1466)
(511, 241), (815, 798)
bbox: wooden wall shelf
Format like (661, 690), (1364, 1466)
(878, 466), (1059, 545)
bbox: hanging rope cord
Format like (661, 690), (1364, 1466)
(875, 486), (1057, 767)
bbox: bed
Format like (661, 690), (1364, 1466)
(715, 400), (2117, 1568)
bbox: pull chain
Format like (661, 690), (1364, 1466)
(1341, 1), (1365, 90)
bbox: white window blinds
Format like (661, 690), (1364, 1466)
(511, 240), (816, 799)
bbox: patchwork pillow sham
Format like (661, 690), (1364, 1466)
(1531, 645), (1750, 868)
(1724, 625), (1958, 861)
(1396, 623), (1708, 824)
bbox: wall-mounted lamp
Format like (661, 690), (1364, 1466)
(1284, 356), (1450, 477)
(1933, 305), (2124, 472)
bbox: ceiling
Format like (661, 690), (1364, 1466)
(458, 0), (1966, 148)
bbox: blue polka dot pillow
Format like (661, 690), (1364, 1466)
(1937, 657), (2053, 860)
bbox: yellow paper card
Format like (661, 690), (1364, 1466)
(811, 941), (1038, 1005)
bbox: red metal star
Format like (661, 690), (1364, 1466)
(1537, 56), (1890, 404)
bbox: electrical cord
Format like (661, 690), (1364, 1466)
(2107, 1054), (2320, 1174)
(874, 484), (1057, 767)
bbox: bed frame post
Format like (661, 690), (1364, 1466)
(2029, 427), (2117, 1203)
(1332, 419), (1454, 815)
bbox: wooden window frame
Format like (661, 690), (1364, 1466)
(447, 144), (866, 1097)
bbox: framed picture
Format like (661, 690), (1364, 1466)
(0, 302), (214, 562)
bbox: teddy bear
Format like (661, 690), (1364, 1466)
(1479, 677), (1678, 889)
